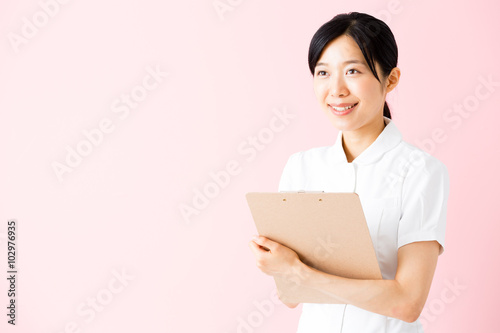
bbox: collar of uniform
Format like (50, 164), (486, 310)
(330, 117), (402, 165)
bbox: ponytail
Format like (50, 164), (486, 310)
(383, 101), (391, 119)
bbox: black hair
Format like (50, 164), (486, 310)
(308, 12), (398, 119)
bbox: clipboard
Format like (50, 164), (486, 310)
(246, 191), (382, 304)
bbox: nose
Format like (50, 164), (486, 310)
(328, 74), (349, 97)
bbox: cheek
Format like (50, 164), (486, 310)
(353, 80), (382, 101)
(313, 81), (328, 100)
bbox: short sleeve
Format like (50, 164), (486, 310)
(278, 152), (299, 192)
(398, 155), (450, 255)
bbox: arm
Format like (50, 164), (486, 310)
(250, 236), (440, 322)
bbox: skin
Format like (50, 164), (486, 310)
(248, 34), (441, 322)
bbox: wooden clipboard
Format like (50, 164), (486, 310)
(246, 191), (382, 304)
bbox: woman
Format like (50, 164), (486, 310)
(248, 12), (450, 332)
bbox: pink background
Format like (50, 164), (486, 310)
(1, 0), (499, 332)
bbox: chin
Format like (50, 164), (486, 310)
(327, 116), (357, 132)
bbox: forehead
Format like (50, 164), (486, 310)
(317, 35), (366, 65)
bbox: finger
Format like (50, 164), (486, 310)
(252, 235), (276, 252)
(248, 240), (270, 255)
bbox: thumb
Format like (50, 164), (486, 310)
(252, 235), (275, 252)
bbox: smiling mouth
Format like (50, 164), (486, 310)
(329, 102), (358, 111)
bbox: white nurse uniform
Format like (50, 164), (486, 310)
(277, 116), (450, 333)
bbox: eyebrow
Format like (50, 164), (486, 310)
(315, 60), (365, 67)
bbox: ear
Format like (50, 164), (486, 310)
(385, 67), (401, 93)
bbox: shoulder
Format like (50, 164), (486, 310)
(395, 140), (449, 183)
(278, 146), (333, 191)
(286, 146), (332, 171)
(280, 145), (333, 178)
(288, 146), (332, 163)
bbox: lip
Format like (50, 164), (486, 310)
(328, 102), (358, 116)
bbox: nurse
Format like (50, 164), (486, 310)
(248, 12), (450, 332)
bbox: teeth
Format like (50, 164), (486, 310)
(331, 103), (357, 111)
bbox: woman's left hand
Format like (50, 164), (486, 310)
(248, 235), (303, 279)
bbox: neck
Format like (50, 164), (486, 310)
(342, 118), (386, 163)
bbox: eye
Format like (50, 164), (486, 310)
(316, 70), (327, 77)
(346, 68), (360, 75)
